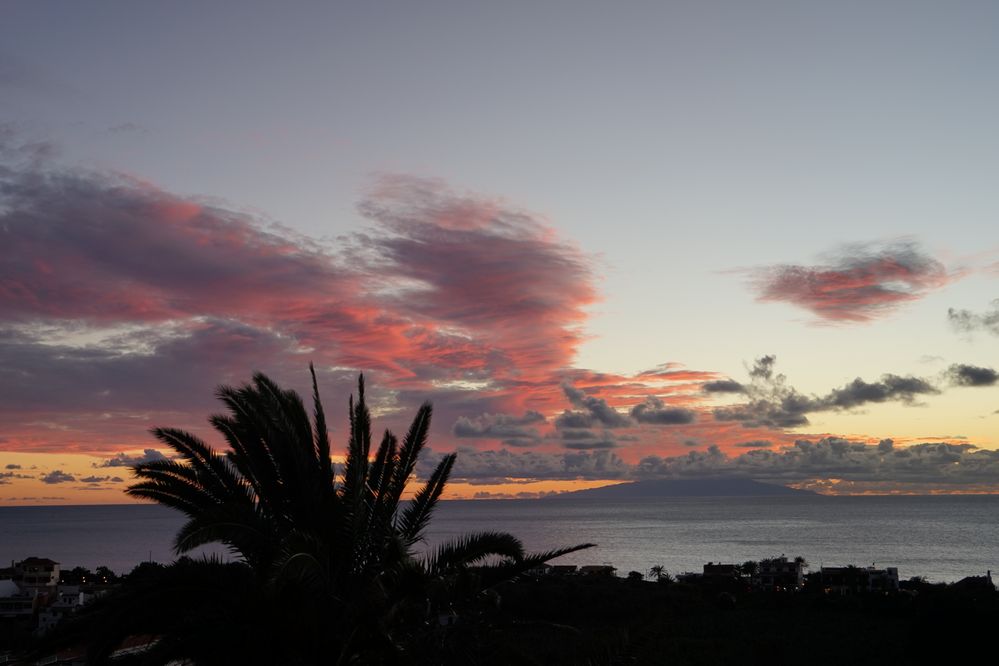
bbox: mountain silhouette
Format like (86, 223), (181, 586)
(555, 478), (815, 499)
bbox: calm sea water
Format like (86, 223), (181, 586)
(2, 495), (997, 582)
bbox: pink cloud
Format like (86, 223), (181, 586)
(750, 242), (952, 323)
(7, 149), (948, 487)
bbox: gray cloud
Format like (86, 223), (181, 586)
(824, 374), (938, 409)
(948, 300), (999, 336)
(947, 364), (998, 387)
(561, 383), (630, 428)
(714, 356), (939, 429)
(0, 320), (301, 418)
(734, 440), (773, 449)
(557, 428), (618, 450)
(553, 410), (594, 429)
(630, 397), (696, 425)
(417, 437), (999, 491)
(79, 475), (125, 484)
(558, 384), (694, 430)
(5, 463), (21, 469)
(418, 447), (630, 482)
(451, 411), (545, 446)
(0, 471), (33, 484)
(40, 470), (75, 484)
(702, 380), (745, 394)
(95, 449), (169, 468)
(633, 438), (999, 488)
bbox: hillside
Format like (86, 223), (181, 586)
(556, 478), (815, 499)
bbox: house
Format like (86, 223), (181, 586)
(35, 584), (99, 635)
(0, 578), (33, 619)
(526, 563), (553, 577)
(820, 566), (898, 595)
(702, 563), (740, 583)
(578, 565), (616, 577)
(549, 565), (578, 576)
(952, 570), (995, 594)
(12, 557), (60, 596)
(757, 556), (804, 591)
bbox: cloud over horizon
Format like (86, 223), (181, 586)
(420, 436), (999, 493)
(2, 133), (996, 497)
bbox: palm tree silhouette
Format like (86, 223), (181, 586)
(55, 367), (592, 664)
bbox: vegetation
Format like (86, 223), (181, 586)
(41, 368), (592, 664)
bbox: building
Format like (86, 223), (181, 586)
(578, 565), (616, 577)
(0, 578), (34, 619)
(757, 556), (804, 591)
(12, 557), (60, 596)
(702, 563), (740, 583)
(820, 566), (898, 595)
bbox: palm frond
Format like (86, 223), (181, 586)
(423, 531), (525, 575)
(398, 452), (455, 544)
(385, 402), (432, 507)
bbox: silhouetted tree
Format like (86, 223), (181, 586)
(649, 564), (673, 583)
(45, 369), (592, 664)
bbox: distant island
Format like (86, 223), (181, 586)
(556, 478), (816, 499)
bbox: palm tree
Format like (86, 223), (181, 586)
(648, 564), (673, 584)
(52, 368), (592, 664)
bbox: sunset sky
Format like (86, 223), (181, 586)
(2, 1), (998, 503)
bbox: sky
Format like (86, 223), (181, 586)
(1, 0), (998, 503)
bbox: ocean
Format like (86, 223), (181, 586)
(2, 495), (997, 582)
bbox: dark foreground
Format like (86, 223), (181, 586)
(5, 574), (997, 665)
(483, 576), (998, 666)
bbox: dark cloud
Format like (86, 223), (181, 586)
(78, 475), (124, 484)
(702, 380), (745, 394)
(714, 356), (939, 429)
(95, 449), (169, 468)
(5, 463), (21, 469)
(563, 440), (617, 450)
(946, 364), (999, 387)
(824, 375), (938, 409)
(451, 411), (545, 443)
(561, 383), (630, 428)
(633, 438), (999, 488)
(0, 470), (33, 484)
(711, 357), (814, 428)
(418, 447), (630, 482)
(553, 410), (594, 429)
(630, 397), (696, 425)
(0, 320), (302, 418)
(500, 438), (539, 448)
(416, 436), (999, 491)
(557, 428), (618, 450)
(948, 300), (999, 336)
(750, 241), (950, 323)
(734, 440), (773, 449)
(40, 470), (75, 484)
